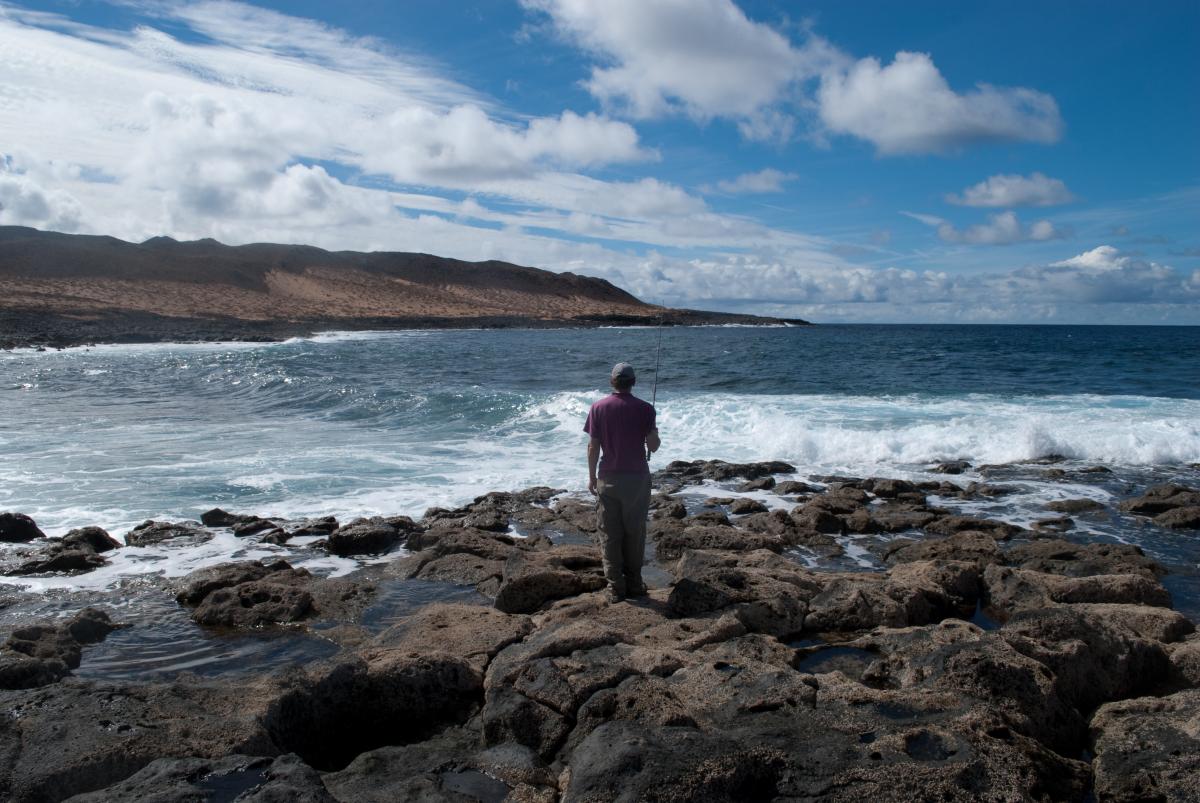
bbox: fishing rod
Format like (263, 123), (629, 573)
(648, 303), (665, 462)
(651, 302), (665, 407)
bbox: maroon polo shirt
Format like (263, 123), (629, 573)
(584, 391), (657, 477)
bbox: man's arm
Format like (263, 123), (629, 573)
(646, 427), (661, 456)
(587, 437), (602, 495)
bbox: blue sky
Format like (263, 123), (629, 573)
(0, 0), (1196, 323)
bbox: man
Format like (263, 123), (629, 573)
(584, 362), (661, 602)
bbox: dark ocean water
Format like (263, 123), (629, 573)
(1, 324), (1197, 674)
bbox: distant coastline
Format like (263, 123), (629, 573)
(0, 226), (809, 350)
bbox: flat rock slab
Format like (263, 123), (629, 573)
(1090, 689), (1200, 803)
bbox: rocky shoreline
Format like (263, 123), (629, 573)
(1, 461), (1198, 801)
(0, 309), (808, 351)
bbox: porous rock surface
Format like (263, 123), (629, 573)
(2, 466), (1197, 802)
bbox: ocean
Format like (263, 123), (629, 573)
(2, 324), (1198, 676)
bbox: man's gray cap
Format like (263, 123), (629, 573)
(612, 362), (636, 380)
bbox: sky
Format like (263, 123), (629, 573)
(0, 0), (1197, 324)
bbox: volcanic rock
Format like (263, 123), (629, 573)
(61, 526), (120, 553)
(373, 604), (531, 671)
(1090, 689), (1200, 803)
(124, 519), (210, 547)
(0, 512), (45, 542)
(199, 507), (258, 527)
(191, 581), (314, 628)
(327, 520), (400, 556)
(1044, 498), (1105, 514)
(1153, 505), (1200, 529)
(0, 608), (120, 689)
(1119, 484), (1200, 516)
(61, 754), (335, 803)
(493, 546), (606, 614)
(1005, 539), (1164, 579)
(729, 498), (769, 515)
(931, 460), (971, 474)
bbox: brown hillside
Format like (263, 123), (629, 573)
(0, 226), (654, 322)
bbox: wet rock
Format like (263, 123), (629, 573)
(729, 498), (768, 515)
(0, 651), (66, 690)
(774, 480), (820, 495)
(800, 494), (863, 516)
(1006, 539), (1164, 579)
(61, 526), (120, 553)
(493, 546), (606, 614)
(701, 496), (734, 507)
(199, 507), (257, 527)
(1031, 516), (1073, 533)
(1044, 498), (1105, 514)
(931, 460), (971, 474)
(687, 510), (732, 527)
(655, 459), (796, 485)
(261, 529), (291, 545)
(124, 520), (210, 547)
(61, 753), (336, 803)
(655, 525), (783, 562)
(232, 517), (282, 537)
(984, 566), (1172, 617)
(870, 503), (939, 533)
(0, 512), (45, 542)
(652, 500), (688, 519)
(1, 608), (120, 689)
(868, 478), (920, 498)
(958, 482), (1017, 500)
(737, 477), (775, 492)
(841, 508), (881, 534)
(327, 521), (400, 556)
(373, 603), (532, 671)
(925, 515), (1024, 541)
(1090, 690), (1200, 803)
(1118, 483), (1200, 516)
(1153, 505), (1200, 529)
(5, 544), (107, 576)
(406, 552), (505, 589)
(790, 505), (843, 534)
(191, 581), (314, 628)
(175, 559), (310, 606)
(883, 531), (1002, 568)
(288, 515), (339, 536)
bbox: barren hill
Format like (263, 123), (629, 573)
(0, 226), (805, 348)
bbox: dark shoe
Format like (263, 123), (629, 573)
(626, 582), (648, 598)
(604, 587), (625, 604)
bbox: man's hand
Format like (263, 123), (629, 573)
(588, 476), (597, 495)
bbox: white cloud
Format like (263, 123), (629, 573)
(1051, 244), (1125, 270)
(520, 0), (833, 125)
(712, 169), (797, 194)
(947, 172), (1074, 207)
(817, 52), (1063, 154)
(0, 156), (84, 231)
(903, 210), (1065, 245)
(523, 1), (1063, 154)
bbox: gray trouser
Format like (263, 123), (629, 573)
(595, 472), (652, 595)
